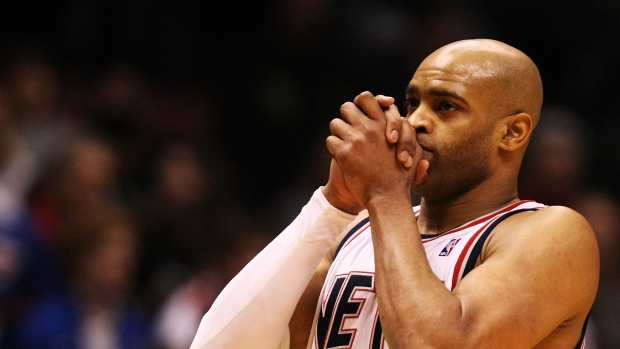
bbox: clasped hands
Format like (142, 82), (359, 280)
(323, 91), (429, 214)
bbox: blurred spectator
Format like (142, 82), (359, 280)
(0, 205), (61, 348)
(0, 134), (119, 346)
(137, 143), (240, 314)
(153, 231), (268, 349)
(152, 266), (223, 349)
(579, 193), (620, 349)
(520, 106), (590, 207)
(7, 52), (80, 181)
(0, 87), (60, 346)
(0, 88), (36, 224)
(29, 134), (119, 246)
(15, 205), (149, 349)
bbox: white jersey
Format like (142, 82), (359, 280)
(308, 199), (592, 349)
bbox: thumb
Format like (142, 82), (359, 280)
(414, 159), (430, 186)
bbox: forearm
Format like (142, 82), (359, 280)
(367, 195), (464, 348)
(191, 188), (355, 349)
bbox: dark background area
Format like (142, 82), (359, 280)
(1, 1), (619, 203)
(0, 1), (619, 348)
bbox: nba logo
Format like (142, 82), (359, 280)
(439, 238), (461, 256)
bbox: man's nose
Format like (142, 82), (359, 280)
(407, 106), (433, 134)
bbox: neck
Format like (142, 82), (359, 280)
(417, 173), (519, 235)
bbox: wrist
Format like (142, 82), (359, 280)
(366, 190), (412, 213)
(321, 185), (362, 215)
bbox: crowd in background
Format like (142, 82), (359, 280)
(0, 1), (619, 348)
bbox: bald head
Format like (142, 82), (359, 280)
(418, 39), (543, 125)
(404, 40), (542, 200)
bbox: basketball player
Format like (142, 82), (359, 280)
(190, 39), (599, 348)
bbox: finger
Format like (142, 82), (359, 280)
(329, 118), (355, 140)
(339, 101), (365, 126)
(325, 135), (344, 157)
(353, 91), (385, 121)
(385, 104), (403, 144)
(376, 95), (395, 109)
(396, 118), (417, 169)
(414, 159), (430, 185)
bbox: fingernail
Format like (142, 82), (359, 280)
(399, 150), (409, 161)
(405, 156), (413, 168)
(391, 130), (398, 142)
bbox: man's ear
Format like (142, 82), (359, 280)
(498, 112), (533, 152)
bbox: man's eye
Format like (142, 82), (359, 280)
(437, 100), (457, 112)
(405, 98), (420, 111)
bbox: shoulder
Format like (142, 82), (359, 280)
(491, 205), (597, 250)
(482, 205), (599, 314)
(486, 205), (599, 294)
(487, 205), (599, 263)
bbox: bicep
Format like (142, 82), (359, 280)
(452, 208), (599, 348)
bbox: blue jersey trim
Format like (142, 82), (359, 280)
(574, 312), (590, 349)
(461, 208), (539, 279)
(334, 217), (370, 258)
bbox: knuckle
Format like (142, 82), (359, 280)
(351, 132), (364, 145)
(329, 118), (339, 131)
(355, 91), (371, 103)
(340, 101), (352, 114)
(342, 142), (353, 154)
(336, 143), (351, 159)
(325, 135), (335, 147)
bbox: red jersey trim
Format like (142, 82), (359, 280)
(421, 200), (532, 242)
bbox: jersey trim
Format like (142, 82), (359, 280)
(451, 206), (540, 290)
(334, 218), (370, 257)
(574, 312), (590, 349)
(461, 208), (539, 279)
(335, 200), (534, 260)
(421, 199), (533, 242)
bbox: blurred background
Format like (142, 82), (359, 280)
(0, 1), (618, 348)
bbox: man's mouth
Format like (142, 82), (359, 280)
(419, 144), (434, 160)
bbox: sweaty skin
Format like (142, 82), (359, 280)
(290, 39), (598, 349)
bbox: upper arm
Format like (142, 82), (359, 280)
(452, 206), (599, 348)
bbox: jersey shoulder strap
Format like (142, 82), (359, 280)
(461, 207), (541, 279)
(334, 216), (369, 257)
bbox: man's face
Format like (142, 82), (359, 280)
(404, 62), (498, 202)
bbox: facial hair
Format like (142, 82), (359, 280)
(414, 128), (492, 203)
